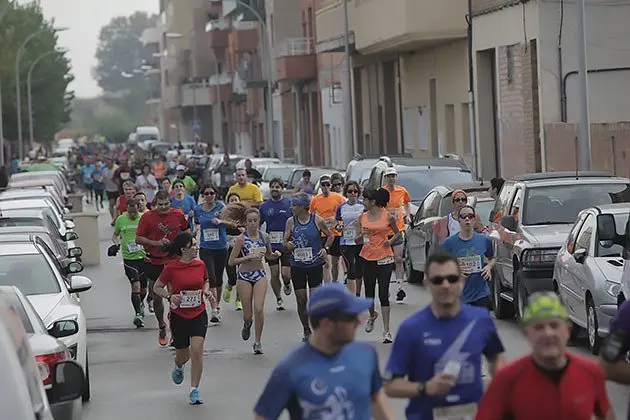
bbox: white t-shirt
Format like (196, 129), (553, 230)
(447, 213), (461, 238)
(136, 174), (158, 202)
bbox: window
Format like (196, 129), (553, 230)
(509, 188), (522, 217)
(423, 192), (441, 218)
(566, 214), (587, 254)
(574, 214), (594, 253)
(0, 254), (61, 295)
(506, 45), (515, 84)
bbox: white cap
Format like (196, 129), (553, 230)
(384, 167), (398, 176)
(176, 164), (186, 171)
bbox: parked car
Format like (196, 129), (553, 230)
(259, 164), (305, 199)
(0, 286), (83, 419)
(286, 167), (336, 191)
(553, 204), (629, 353)
(490, 171), (630, 321)
(0, 228), (82, 264)
(235, 157), (281, 170)
(10, 171), (72, 196)
(404, 182), (490, 283)
(0, 199), (76, 235)
(0, 236), (93, 401)
(0, 188), (72, 216)
(345, 154), (413, 183)
(0, 209), (79, 245)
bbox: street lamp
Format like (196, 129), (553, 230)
(0, 6), (9, 165)
(27, 49), (67, 147)
(15, 26), (68, 159)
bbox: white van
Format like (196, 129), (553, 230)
(135, 126), (160, 143)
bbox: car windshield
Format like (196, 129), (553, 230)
(600, 212), (629, 257)
(264, 167), (299, 182)
(0, 254), (60, 295)
(0, 217), (44, 228)
(289, 168), (331, 187)
(1, 292), (34, 334)
(523, 183), (630, 225)
(397, 170), (475, 201)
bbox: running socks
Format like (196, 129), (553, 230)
(131, 292), (142, 314)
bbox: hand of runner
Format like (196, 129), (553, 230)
(211, 218), (221, 225)
(317, 248), (328, 259)
(272, 250), (282, 258)
(481, 264), (492, 280)
(158, 237), (171, 247)
(425, 372), (457, 396)
(285, 241), (296, 252)
(203, 291), (215, 302)
(170, 293), (183, 307)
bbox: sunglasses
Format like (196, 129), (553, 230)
(203, 191), (216, 196)
(429, 275), (460, 285)
(333, 183), (343, 187)
(321, 183), (331, 187)
(453, 198), (467, 203)
(459, 213), (475, 220)
(346, 189), (359, 194)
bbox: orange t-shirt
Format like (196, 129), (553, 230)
(359, 210), (394, 262)
(309, 192), (346, 237)
(386, 185), (411, 232)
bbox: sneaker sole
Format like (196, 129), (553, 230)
(242, 324), (252, 341)
(133, 318), (144, 328)
(210, 316), (220, 323)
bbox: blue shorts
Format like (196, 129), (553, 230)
(237, 269), (266, 284)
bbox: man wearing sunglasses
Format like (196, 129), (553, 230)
(254, 283), (395, 420)
(441, 205), (495, 310)
(383, 252), (505, 420)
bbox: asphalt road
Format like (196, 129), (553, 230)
(78, 207), (630, 419)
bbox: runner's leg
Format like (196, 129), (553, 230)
(199, 249), (219, 315)
(290, 267), (310, 337)
(393, 242), (406, 301)
(124, 260), (144, 327)
(377, 263), (394, 342)
(236, 279), (254, 340)
(268, 261), (282, 300)
(252, 277), (268, 346)
(211, 249), (227, 314)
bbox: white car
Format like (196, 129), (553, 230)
(0, 237), (93, 401)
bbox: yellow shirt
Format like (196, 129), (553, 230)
(227, 182), (263, 203)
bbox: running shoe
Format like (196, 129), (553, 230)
(383, 331), (393, 344)
(235, 299), (242, 311)
(133, 315), (144, 328)
(139, 302), (145, 318)
(242, 320), (253, 341)
(210, 309), (221, 323)
(276, 298), (285, 311)
(283, 283), (292, 296)
(253, 342), (263, 355)
(148, 300), (154, 313)
(171, 365), (184, 385)
(396, 288), (406, 302)
(189, 388), (203, 405)
(365, 312), (379, 333)
(223, 287), (232, 303)
(158, 327), (168, 347)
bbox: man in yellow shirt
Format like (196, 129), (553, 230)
(227, 168), (263, 205)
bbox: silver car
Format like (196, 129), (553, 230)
(553, 203), (629, 354)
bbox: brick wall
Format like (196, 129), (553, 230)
(545, 122), (630, 178)
(472, 0), (528, 15)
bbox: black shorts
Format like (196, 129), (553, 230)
(144, 262), (165, 285)
(321, 236), (341, 257)
(106, 190), (119, 201)
(291, 265), (324, 290)
(340, 245), (364, 279)
(123, 259), (148, 288)
(267, 251), (291, 267)
(199, 248), (227, 287)
(169, 310), (208, 349)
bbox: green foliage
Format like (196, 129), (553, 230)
(67, 97), (135, 144)
(0, 0), (73, 146)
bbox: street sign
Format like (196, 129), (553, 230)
(191, 120), (201, 133)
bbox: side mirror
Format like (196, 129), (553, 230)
(64, 220), (76, 230)
(64, 231), (79, 241)
(66, 261), (84, 274)
(597, 214), (617, 241)
(69, 275), (92, 293)
(48, 360), (85, 404)
(574, 248), (588, 263)
(48, 319), (79, 339)
(67, 247), (82, 258)
(500, 215), (518, 232)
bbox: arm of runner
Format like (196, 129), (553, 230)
(403, 189), (411, 223)
(481, 236), (496, 280)
(254, 185), (263, 203)
(371, 390), (395, 420)
(316, 215), (334, 248)
(283, 218), (295, 252)
(593, 365), (614, 420)
(264, 233), (281, 259)
(482, 315), (506, 375)
(475, 369), (511, 420)
(383, 326), (423, 398)
(600, 301), (630, 384)
(112, 219), (121, 246)
(179, 211), (190, 232)
(229, 235), (252, 266)
(253, 364), (293, 420)
(153, 267), (181, 306)
(384, 214), (400, 246)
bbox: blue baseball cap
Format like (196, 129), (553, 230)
(307, 283), (373, 317)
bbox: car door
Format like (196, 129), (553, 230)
(408, 191), (440, 270)
(566, 214), (595, 322)
(556, 213), (587, 308)
(497, 187), (522, 287)
(407, 195), (429, 264)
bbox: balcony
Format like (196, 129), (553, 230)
(229, 21), (259, 54)
(236, 54), (267, 89)
(223, 0), (265, 22)
(206, 20), (230, 49)
(315, 0), (467, 55)
(275, 38), (317, 82)
(181, 81), (213, 107)
(209, 74), (234, 103)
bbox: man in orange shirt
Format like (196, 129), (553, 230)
(383, 167), (411, 302)
(309, 175), (346, 284)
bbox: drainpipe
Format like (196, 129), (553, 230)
(467, 0), (479, 178)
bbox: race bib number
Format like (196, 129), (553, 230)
(433, 403), (477, 420)
(458, 256), (483, 273)
(250, 247), (266, 258)
(228, 236), (237, 247)
(269, 231), (284, 244)
(127, 242), (143, 253)
(378, 256), (395, 266)
(343, 228), (356, 242)
(179, 290), (202, 308)
(203, 228), (219, 242)
(293, 247), (313, 262)
(120, 172), (130, 180)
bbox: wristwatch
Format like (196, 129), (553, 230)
(416, 382), (426, 397)
(325, 246), (331, 254)
(166, 293), (172, 301)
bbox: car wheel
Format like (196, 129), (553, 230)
(492, 270), (515, 319)
(404, 246), (423, 284)
(586, 299), (602, 355)
(514, 270), (528, 321)
(82, 352), (91, 402)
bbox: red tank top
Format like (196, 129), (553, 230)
(119, 195), (128, 212)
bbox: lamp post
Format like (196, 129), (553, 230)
(15, 26), (68, 159)
(27, 49), (67, 147)
(0, 6), (9, 165)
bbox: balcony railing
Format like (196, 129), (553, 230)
(233, 21), (257, 30)
(205, 19), (230, 32)
(276, 38), (314, 58)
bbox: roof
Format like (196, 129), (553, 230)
(387, 157), (467, 169)
(0, 226), (49, 235)
(0, 199), (49, 210)
(594, 203), (630, 214)
(395, 165), (472, 173)
(8, 179), (55, 187)
(444, 181), (490, 192)
(0, 189), (51, 199)
(0, 209), (46, 218)
(12, 170), (61, 178)
(0, 242), (38, 256)
(511, 171), (618, 182)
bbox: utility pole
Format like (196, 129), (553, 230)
(343, 0), (354, 161)
(577, 0), (591, 170)
(0, 7), (7, 165)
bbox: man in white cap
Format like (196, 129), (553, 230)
(173, 164), (198, 196)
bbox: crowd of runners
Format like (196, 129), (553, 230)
(67, 144), (625, 418)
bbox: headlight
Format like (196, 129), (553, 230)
(521, 248), (560, 267)
(605, 281), (621, 298)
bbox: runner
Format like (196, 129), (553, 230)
(173, 164), (198, 196)
(91, 160), (106, 210)
(82, 157), (94, 204)
(227, 168), (263, 204)
(434, 189), (469, 245)
(476, 292), (612, 420)
(159, 178), (175, 199)
(330, 172), (345, 194)
(116, 181), (137, 219)
(153, 232), (213, 405)
(134, 191), (148, 212)
(194, 185), (229, 323)
(293, 169), (314, 195)
(253, 283), (395, 420)
(600, 300), (630, 417)
(103, 157), (119, 225)
(217, 153), (236, 199)
(284, 193), (334, 341)
(309, 175), (346, 284)
(113, 159), (136, 192)
(383, 251), (506, 419)
(336, 180), (365, 296)
(136, 163), (159, 205)
(441, 205), (495, 309)
(171, 179), (196, 221)
(152, 156), (167, 183)
(259, 177), (293, 311)
(136, 190), (190, 346)
(111, 198), (147, 328)
(357, 188), (399, 343)
(382, 166), (410, 302)
(222, 193), (244, 310)
(228, 208), (281, 354)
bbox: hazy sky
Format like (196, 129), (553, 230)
(31, 0), (159, 98)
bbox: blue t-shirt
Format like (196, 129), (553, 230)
(441, 233), (494, 303)
(254, 342), (382, 419)
(91, 167), (105, 190)
(171, 195), (196, 215)
(260, 198), (293, 250)
(194, 202), (228, 250)
(384, 305), (504, 420)
(82, 164), (94, 184)
(335, 200), (365, 246)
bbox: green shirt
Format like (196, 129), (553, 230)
(171, 175), (197, 192)
(114, 212), (146, 260)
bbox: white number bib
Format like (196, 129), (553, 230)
(127, 242), (143, 253)
(458, 256), (483, 273)
(378, 256), (395, 265)
(433, 403), (477, 420)
(249, 247), (266, 258)
(203, 228), (219, 242)
(269, 231), (284, 244)
(293, 247), (313, 262)
(343, 228), (356, 242)
(179, 290), (202, 308)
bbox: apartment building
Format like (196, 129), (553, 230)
(316, 0), (472, 167)
(140, 27), (165, 135)
(473, 0), (630, 178)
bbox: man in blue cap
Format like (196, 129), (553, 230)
(253, 283), (394, 420)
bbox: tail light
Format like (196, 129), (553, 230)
(36, 351), (67, 386)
